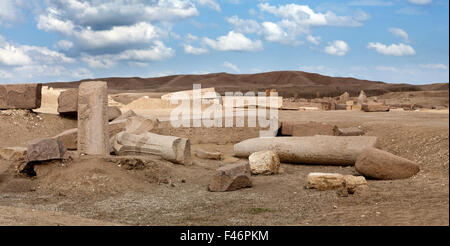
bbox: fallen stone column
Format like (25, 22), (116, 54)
(77, 81), (109, 155)
(112, 131), (191, 165)
(0, 83), (42, 109)
(234, 135), (378, 165)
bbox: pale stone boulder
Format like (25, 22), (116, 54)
(339, 92), (350, 104)
(306, 173), (344, 190)
(77, 81), (110, 155)
(343, 175), (367, 194)
(208, 162), (252, 192)
(0, 147), (27, 161)
(357, 90), (368, 105)
(27, 138), (65, 162)
(234, 136), (378, 165)
(248, 150), (280, 175)
(0, 83), (42, 109)
(195, 149), (223, 160)
(355, 148), (420, 180)
(112, 131), (191, 164)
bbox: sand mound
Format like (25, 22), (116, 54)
(31, 156), (175, 195)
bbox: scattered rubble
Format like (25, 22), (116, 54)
(0, 147), (27, 161)
(355, 148), (420, 180)
(306, 173), (344, 190)
(248, 150), (280, 175)
(208, 161), (252, 192)
(195, 149), (223, 160)
(362, 104), (390, 112)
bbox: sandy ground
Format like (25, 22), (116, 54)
(0, 101), (448, 225)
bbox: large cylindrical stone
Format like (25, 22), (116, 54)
(77, 81), (109, 155)
(234, 136), (378, 165)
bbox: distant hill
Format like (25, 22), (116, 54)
(46, 71), (449, 98)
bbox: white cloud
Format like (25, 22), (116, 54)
(389, 28), (409, 42)
(185, 33), (199, 42)
(420, 64), (448, 70)
(203, 31), (263, 52)
(306, 35), (321, 45)
(367, 42), (416, 56)
(261, 22), (288, 43)
(258, 3), (369, 27)
(0, 69), (12, 79)
(82, 41), (174, 68)
(0, 44), (32, 66)
(222, 61), (240, 73)
(226, 16), (261, 34)
(348, 0), (393, 6)
(184, 44), (208, 55)
(0, 0), (22, 25)
(325, 40), (350, 56)
(73, 68), (93, 79)
(196, 0), (221, 12)
(55, 40), (74, 51)
(408, 0), (432, 5)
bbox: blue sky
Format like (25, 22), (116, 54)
(0, 0), (448, 84)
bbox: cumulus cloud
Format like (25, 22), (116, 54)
(0, 0), (23, 25)
(389, 27), (409, 42)
(0, 44), (32, 66)
(408, 0), (432, 5)
(367, 42), (416, 56)
(222, 61), (240, 73)
(196, 0), (221, 12)
(55, 40), (74, 51)
(184, 44), (208, 55)
(306, 35), (321, 45)
(226, 16), (261, 34)
(203, 31), (263, 52)
(324, 40), (350, 56)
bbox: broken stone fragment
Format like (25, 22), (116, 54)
(248, 150), (280, 175)
(111, 109), (136, 122)
(306, 173), (344, 190)
(0, 147), (27, 161)
(57, 88), (78, 117)
(27, 138), (65, 162)
(280, 121), (339, 136)
(339, 92), (350, 104)
(357, 90), (368, 105)
(343, 175), (367, 194)
(0, 83), (42, 109)
(108, 106), (122, 121)
(362, 104), (390, 112)
(112, 131), (191, 165)
(195, 149), (223, 160)
(125, 115), (160, 134)
(338, 127), (365, 136)
(355, 148), (420, 180)
(208, 162), (252, 192)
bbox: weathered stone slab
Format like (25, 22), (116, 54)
(362, 104), (390, 112)
(0, 83), (42, 109)
(57, 88), (78, 116)
(336, 104), (346, 110)
(248, 150), (280, 175)
(355, 148), (420, 180)
(112, 131), (191, 164)
(77, 81), (109, 155)
(339, 92), (350, 104)
(234, 136), (378, 165)
(208, 162), (252, 192)
(195, 149), (223, 160)
(338, 127), (365, 136)
(280, 121), (338, 136)
(27, 138), (65, 162)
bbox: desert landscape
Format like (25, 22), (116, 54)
(0, 71), (448, 226)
